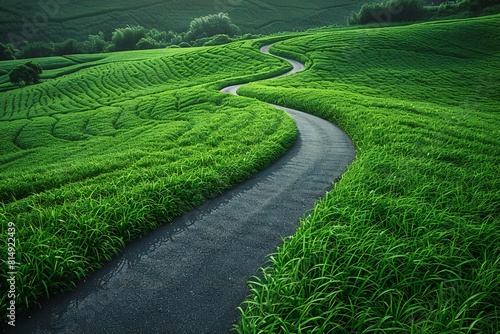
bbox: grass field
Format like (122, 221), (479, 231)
(0, 0), (368, 44)
(0, 40), (299, 318)
(236, 14), (500, 332)
(1, 7), (499, 330)
(0, 48), (183, 91)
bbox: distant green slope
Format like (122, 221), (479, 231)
(0, 0), (366, 44)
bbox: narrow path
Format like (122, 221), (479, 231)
(6, 45), (355, 334)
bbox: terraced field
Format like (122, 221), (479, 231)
(236, 15), (500, 332)
(0, 48), (196, 91)
(0, 41), (298, 318)
(0, 0), (367, 44)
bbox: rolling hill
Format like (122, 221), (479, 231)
(0, 2), (498, 330)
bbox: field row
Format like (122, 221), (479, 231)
(0, 46), (287, 121)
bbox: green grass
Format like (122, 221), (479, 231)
(235, 14), (500, 332)
(0, 47), (204, 91)
(2, 9), (499, 330)
(0, 0), (369, 43)
(0, 40), (298, 320)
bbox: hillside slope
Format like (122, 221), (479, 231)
(0, 0), (365, 44)
(0, 41), (299, 320)
(236, 14), (500, 332)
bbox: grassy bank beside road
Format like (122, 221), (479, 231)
(236, 15), (500, 333)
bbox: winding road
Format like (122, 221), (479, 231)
(5, 45), (355, 334)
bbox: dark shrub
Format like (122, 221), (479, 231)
(9, 61), (43, 85)
(136, 37), (162, 50)
(204, 34), (232, 46)
(136, 28), (173, 49)
(238, 33), (255, 40)
(147, 29), (168, 45)
(191, 37), (211, 47)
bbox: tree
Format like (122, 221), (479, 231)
(84, 32), (108, 53)
(54, 39), (83, 56)
(0, 43), (15, 60)
(185, 13), (240, 42)
(348, 0), (426, 25)
(147, 28), (169, 46)
(110, 25), (147, 51)
(18, 41), (54, 59)
(9, 61), (43, 86)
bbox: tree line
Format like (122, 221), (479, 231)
(347, 0), (500, 25)
(0, 12), (250, 60)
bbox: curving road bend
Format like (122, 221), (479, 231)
(4, 45), (355, 334)
(220, 45), (305, 95)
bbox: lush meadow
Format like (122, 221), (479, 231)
(1, 5), (499, 330)
(0, 41), (298, 318)
(236, 15), (500, 332)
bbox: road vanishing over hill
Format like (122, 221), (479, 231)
(6, 44), (355, 334)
